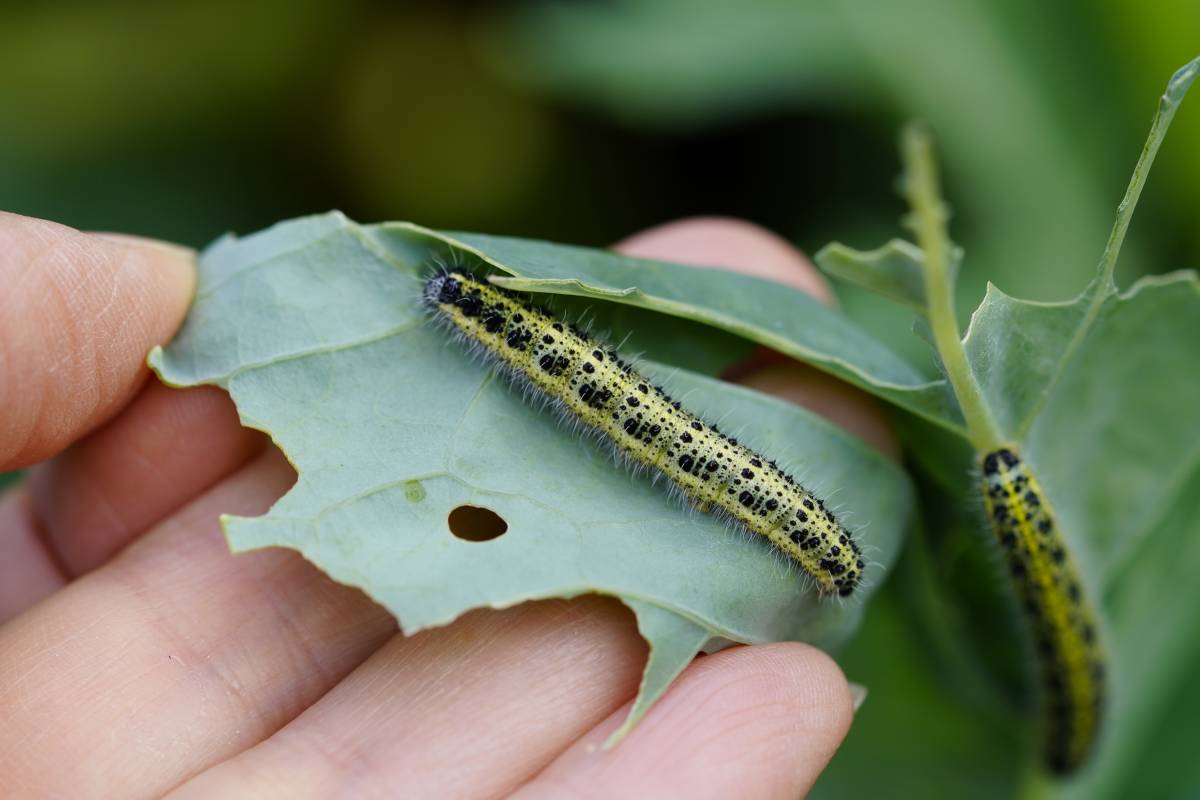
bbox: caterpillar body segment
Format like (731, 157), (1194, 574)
(980, 447), (1105, 774)
(425, 270), (863, 596)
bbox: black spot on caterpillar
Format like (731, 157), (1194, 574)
(980, 447), (1105, 774)
(425, 269), (864, 596)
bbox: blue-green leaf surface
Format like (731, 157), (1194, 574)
(150, 212), (914, 739)
(811, 249), (1200, 799)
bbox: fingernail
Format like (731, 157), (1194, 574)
(92, 232), (197, 287)
(93, 232), (195, 260)
(848, 682), (869, 712)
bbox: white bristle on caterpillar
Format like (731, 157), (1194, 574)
(424, 269), (864, 596)
(980, 446), (1105, 773)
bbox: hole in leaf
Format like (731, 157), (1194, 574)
(448, 505), (508, 541)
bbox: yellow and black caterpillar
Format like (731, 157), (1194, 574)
(426, 269), (864, 596)
(980, 447), (1105, 773)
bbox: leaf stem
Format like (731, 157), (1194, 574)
(900, 125), (1003, 453)
(1093, 56), (1199, 297)
(1021, 56), (1199, 436)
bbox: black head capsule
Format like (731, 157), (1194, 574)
(425, 274), (463, 306)
(446, 280), (466, 303)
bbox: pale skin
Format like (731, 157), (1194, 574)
(0, 211), (897, 799)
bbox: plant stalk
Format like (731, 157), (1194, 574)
(1094, 56), (1199, 296)
(901, 124), (1003, 452)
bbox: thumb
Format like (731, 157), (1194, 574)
(0, 212), (195, 470)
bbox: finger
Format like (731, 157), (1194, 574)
(0, 448), (396, 798)
(0, 218), (876, 799)
(0, 212), (195, 470)
(737, 363), (901, 461)
(27, 381), (266, 578)
(168, 598), (645, 800)
(618, 216), (898, 459)
(171, 219), (877, 798)
(0, 381), (264, 622)
(615, 216), (835, 302)
(0, 486), (63, 620)
(514, 643), (854, 800)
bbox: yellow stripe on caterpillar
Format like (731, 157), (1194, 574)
(980, 447), (1105, 774)
(425, 270), (864, 596)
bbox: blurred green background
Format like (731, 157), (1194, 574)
(2, 1), (1196, 796)
(3, 0), (1195, 296)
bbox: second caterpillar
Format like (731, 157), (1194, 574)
(425, 269), (864, 596)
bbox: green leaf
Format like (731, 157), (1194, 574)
(960, 281), (1095, 442)
(810, 244), (1200, 796)
(1066, 459), (1200, 800)
(821, 58), (1200, 796)
(386, 227), (963, 434)
(1021, 274), (1200, 799)
(815, 238), (950, 313)
(149, 211), (914, 740)
(966, 272), (1200, 560)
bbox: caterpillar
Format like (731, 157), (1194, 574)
(424, 269), (864, 596)
(980, 447), (1105, 774)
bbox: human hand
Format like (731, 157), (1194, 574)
(0, 211), (894, 798)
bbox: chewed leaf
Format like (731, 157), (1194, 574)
(608, 599), (711, 745)
(149, 212), (914, 742)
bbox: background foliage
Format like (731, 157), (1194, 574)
(4, 2), (1197, 797)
